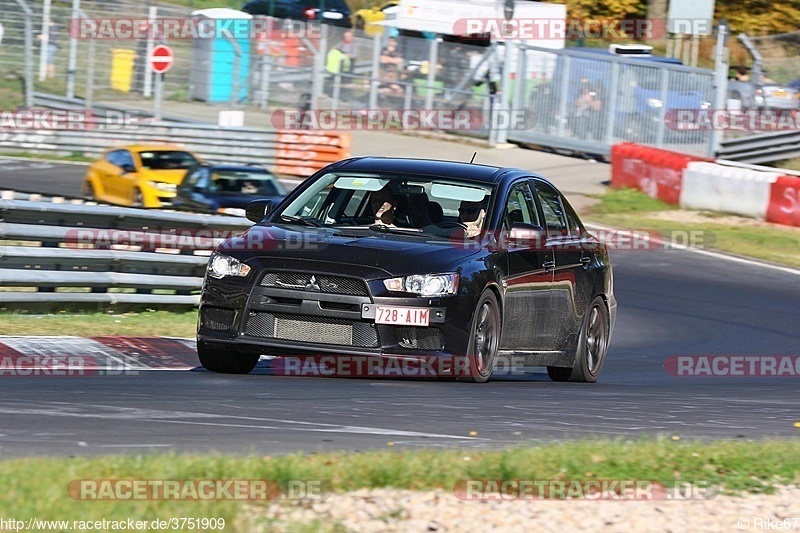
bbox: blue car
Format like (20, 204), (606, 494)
(173, 164), (287, 216)
(242, 0), (352, 28)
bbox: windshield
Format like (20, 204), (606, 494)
(277, 172), (493, 238)
(138, 150), (199, 170)
(209, 170), (286, 196)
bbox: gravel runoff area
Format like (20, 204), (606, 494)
(248, 486), (800, 532)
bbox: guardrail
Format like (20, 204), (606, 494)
(0, 200), (252, 308)
(0, 121), (351, 178)
(717, 130), (800, 164)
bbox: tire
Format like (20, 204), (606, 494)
(81, 180), (96, 200)
(197, 342), (259, 375)
(547, 296), (609, 383)
(132, 189), (144, 208)
(460, 290), (501, 383)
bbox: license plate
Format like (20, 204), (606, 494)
(323, 12), (344, 19)
(375, 306), (430, 326)
(772, 90), (789, 98)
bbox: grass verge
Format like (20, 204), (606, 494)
(587, 188), (800, 269)
(0, 310), (197, 337)
(0, 439), (798, 524)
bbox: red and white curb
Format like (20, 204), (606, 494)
(0, 336), (198, 373)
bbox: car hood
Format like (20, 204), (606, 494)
(219, 224), (482, 280)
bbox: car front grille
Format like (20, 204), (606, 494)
(245, 312), (379, 348)
(396, 326), (445, 351)
(201, 307), (235, 331)
(260, 272), (369, 296)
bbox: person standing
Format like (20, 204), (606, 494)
(37, 21), (59, 79)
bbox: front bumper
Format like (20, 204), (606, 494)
(198, 269), (477, 359)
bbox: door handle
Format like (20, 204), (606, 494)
(542, 259), (555, 270)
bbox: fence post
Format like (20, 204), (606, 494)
(603, 60), (619, 145)
(13, 0), (35, 109)
(66, 0), (81, 99)
(556, 54), (570, 137)
(309, 23), (328, 111)
(259, 55), (272, 109)
(368, 33), (381, 110)
(424, 37), (439, 111)
(655, 68), (669, 147)
(497, 39), (525, 144)
(709, 22), (730, 158)
(143, 6), (157, 98)
(38, 0), (52, 82)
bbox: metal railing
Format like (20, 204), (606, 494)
(0, 199), (251, 308)
(717, 130), (800, 164)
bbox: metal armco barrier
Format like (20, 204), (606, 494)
(0, 200), (251, 308)
(717, 130), (800, 165)
(0, 122), (350, 178)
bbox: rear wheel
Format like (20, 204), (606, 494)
(548, 296), (609, 383)
(197, 342), (259, 374)
(460, 290), (501, 383)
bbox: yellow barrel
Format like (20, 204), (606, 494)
(110, 49), (136, 93)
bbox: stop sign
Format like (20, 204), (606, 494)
(149, 45), (174, 74)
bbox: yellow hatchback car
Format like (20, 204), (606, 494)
(83, 145), (203, 208)
(352, 1), (398, 36)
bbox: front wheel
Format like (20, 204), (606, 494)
(81, 180), (96, 200)
(460, 290), (501, 383)
(548, 296), (609, 383)
(197, 342), (260, 374)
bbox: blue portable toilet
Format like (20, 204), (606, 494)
(190, 8), (252, 103)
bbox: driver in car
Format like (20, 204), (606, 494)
(458, 199), (487, 238)
(371, 185), (397, 226)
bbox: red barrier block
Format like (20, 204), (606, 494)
(766, 175), (800, 227)
(610, 143), (710, 205)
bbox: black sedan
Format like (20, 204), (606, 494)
(173, 164), (287, 216)
(198, 157), (616, 383)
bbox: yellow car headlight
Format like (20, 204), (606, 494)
(148, 181), (177, 192)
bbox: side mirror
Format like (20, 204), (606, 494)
(507, 223), (545, 249)
(120, 163), (136, 174)
(246, 199), (273, 223)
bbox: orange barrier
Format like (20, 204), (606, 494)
(274, 131), (352, 178)
(766, 175), (800, 227)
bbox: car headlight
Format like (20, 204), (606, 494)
(384, 273), (459, 296)
(216, 207), (247, 217)
(647, 98), (663, 109)
(149, 181), (177, 192)
(207, 253), (251, 279)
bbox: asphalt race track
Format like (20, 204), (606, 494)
(0, 158), (87, 197)
(1, 243), (799, 457)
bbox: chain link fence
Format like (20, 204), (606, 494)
(2, 0), (726, 158)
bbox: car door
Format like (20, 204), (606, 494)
(498, 180), (557, 351)
(177, 167), (212, 212)
(532, 180), (592, 351)
(115, 150), (139, 204)
(96, 149), (126, 202)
